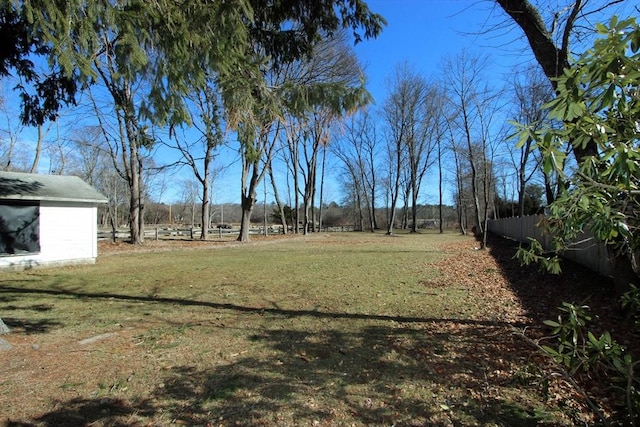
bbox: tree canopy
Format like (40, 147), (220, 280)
(0, 0), (385, 127)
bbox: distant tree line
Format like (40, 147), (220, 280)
(130, 201), (460, 232)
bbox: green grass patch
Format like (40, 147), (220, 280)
(0, 231), (575, 426)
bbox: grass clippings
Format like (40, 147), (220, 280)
(0, 231), (629, 426)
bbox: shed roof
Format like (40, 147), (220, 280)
(0, 172), (108, 204)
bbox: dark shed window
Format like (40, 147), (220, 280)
(0, 201), (40, 255)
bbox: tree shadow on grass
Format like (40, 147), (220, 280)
(4, 320), (568, 426)
(1, 257), (576, 426)
(1, 316), (62, 334)
(485, 233), (634, 350)
(5, 398), (156, 427)
(2, 301), (57, 332)
(149, 322), (565, 426)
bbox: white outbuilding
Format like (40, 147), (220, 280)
(0, 171), (108, 270)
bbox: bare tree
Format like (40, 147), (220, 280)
(476, 99), (506, 248)
(237, 119), (281, 242)
(442, 51), (486, 239)
(87, 43), (155, 244)
(442, 50), (506, 247)
(334, 109), (381, 231)
(180, 178), (199, 228)
(407, 81), (442, 232)
(300, 110), (328, 234)
(268, 161), (289, 233)
(435, 104), (447, 234)
(279, 31), (369, 235)
(0, 99), (24, 170)
(0, 82), (50, 173)
(508, 65), (555, 211)
(70, 126), (130, 236)
(381, 63), (430, 235)
(170, 82), (226, 239)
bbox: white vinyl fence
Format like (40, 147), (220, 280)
(487, 215), (611, 277)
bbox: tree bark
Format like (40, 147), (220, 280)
(29, 125), (44, 173)
(200, 144), (215, 240)
(269, 165), (288, 234)
(386, 141), (402, 235)
(238, 192), (256, 242)
(495, 0), (569, 86)
(495, 0), (598, 161)
(318, 144), (326, 232)
(238, 156), (260, 242)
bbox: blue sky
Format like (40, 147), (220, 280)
(203, 0), (534, 205)
(353, 0), (536, 104)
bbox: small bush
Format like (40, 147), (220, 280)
(542, 301), (640, 424)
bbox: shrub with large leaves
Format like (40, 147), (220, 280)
(515, 17), (640, 291)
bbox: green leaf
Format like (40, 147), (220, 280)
(541, 345), (559, 357)
(543, 320), (561, 328)
(596, 23), (608, 34)
(632, 31), (640, 53)
(579, 195), (589, 210)
(567, 101), (585, 120)
(599, 84), (616, 110)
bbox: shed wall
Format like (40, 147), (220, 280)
(0, 201), (99, 270)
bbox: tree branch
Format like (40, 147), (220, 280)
(494, 0), (566, 86)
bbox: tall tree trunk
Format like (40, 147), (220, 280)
(461, 106), (483, 240)
(368, 149), (378, 230)
(238, 158), (260, 242)
(303, 154), (317, 235)
(269, 165), (288, 234)
(124, 123), (142, 244)
(386, 145), (402, 235)
(137, 152), (145, 242)
(200, 148), (214, 240)
(292, 145), (300, 235)
(495, 0), (597, 163)
(518, 164), (527, 216)
(239, 192), (255, 242)
(201, 183), (210, 240)
(410, 181), (419, 233)
(318, 145), (326, 232)
(453, 146), (467, 235)
(30, 124), (44, 173)
(438, 137), (444, 233)
(355, 190), (364, 231)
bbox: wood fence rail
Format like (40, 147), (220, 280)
(98, 225), (355, 242)
(487, 215), (611, 277)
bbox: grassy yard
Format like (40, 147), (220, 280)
(0, 231), (612, 426)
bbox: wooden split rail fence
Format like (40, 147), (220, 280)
(98, 225), (355, 242)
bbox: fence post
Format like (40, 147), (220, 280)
(155, 227), (159, 241)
